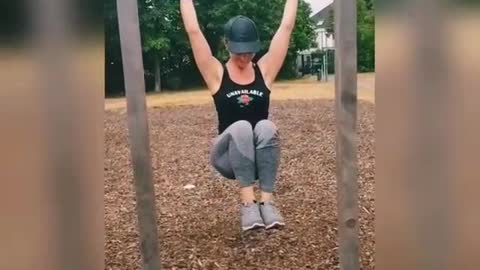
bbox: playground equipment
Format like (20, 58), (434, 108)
(297, 49), (332, 82)
(115, 0), (359, 269)
(334, 0), (360, 269)
(116, 1), (161, 270)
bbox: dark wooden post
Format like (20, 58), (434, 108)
(116, 1), (161, 270)
(334, 0), (360, 269)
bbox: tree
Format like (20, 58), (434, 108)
(139, 0), (181, 92)
(105, 0), (124, 96)
(364, 0), (374, 10)
(194, 0), (316, 78)
(357, 0), (375, 72)
(105, 0), (317, 96)
(323, 0), (375, 72)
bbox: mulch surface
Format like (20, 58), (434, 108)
(105, 99), (375, 270)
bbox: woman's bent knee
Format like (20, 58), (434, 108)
(229, 120), (253, 132)
(227, 120), (254, 144)
(255, 119), (276, 131)
(254, 120), (279, 148)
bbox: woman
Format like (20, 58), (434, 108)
(180, 0), (298, 231)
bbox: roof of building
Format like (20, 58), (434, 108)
(311, 2), (333, 28)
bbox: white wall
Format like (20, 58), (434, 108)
(315, 28), (335, 50)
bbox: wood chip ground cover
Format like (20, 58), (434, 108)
(105, 99), (375, 269)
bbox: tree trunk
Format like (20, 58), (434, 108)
(154, 54), (161, 92)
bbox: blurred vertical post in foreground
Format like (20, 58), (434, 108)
(31, 0), (104, 269)
(116, 0), (161, 270)
(334, 0), (360, 269)
(376, 0), (480, 269)
(0, 0), (103, 269)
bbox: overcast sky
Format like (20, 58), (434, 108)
(304, 0), (333, 14)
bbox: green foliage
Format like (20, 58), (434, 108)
(322, 0), (375, 72)
(105, 0), (124, 96)
(139, 0), (182, 55)
(105, 0), (317, 95)
(357, 0), (375, 72)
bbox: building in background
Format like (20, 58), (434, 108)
(311, 2), (335, 50)
(297, 1), (334, 80)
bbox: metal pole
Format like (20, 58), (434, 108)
(334, 0), (359, 269)
(324, 50), (328, 82)
(116, 1), (161, 270)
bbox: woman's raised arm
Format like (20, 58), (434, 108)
(180, 0), (222, 92)
(257, 0), (298, 88)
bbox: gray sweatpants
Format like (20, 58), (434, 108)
(209, 120), (281, 193)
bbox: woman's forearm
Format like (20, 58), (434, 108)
(180, 0), (201, 33)
(280, 0), (298, 31)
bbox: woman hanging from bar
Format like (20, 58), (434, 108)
(180, 0), (298, 232)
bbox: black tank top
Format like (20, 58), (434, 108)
(212, 62), (271, 134)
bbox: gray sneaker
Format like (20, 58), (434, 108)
(259, 201), (285, 229)
(240, 202), (265, 231)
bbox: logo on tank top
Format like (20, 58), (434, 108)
(226, 89), (263, 108)
(237, 94), (253, 107)
(226, 89), (263, 98)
